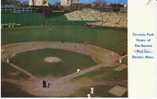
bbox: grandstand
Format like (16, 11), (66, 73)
(65, 8), (127, 28)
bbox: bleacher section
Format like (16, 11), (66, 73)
(65, 8), (127, 28)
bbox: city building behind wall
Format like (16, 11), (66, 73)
(60, 0), (80, 6)
(29, 0), (48, 6)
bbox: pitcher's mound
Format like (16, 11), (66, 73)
(44, 56), (62, 63)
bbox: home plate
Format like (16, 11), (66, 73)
(108, 85), (127, 96)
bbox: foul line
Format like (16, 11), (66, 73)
(9, 62), (36, 79)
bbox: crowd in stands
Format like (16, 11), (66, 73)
(65, 8), (127, 28)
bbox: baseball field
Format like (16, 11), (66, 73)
(1, 10), (127, 97)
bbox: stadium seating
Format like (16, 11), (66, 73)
(65, 8), (127, 28)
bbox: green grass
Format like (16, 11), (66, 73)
(2, 13), (127, 54)
(10, 48), (96, 77)
(2, 25), (127, 55)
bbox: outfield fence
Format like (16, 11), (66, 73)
(1, 13), (45, 26)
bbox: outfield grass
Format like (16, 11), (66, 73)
(2, 13), (127, 55)
(10, 48), (96, 77)
(2, 26), (127, 55)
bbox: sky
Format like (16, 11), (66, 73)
(18, 0), (128, 5)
